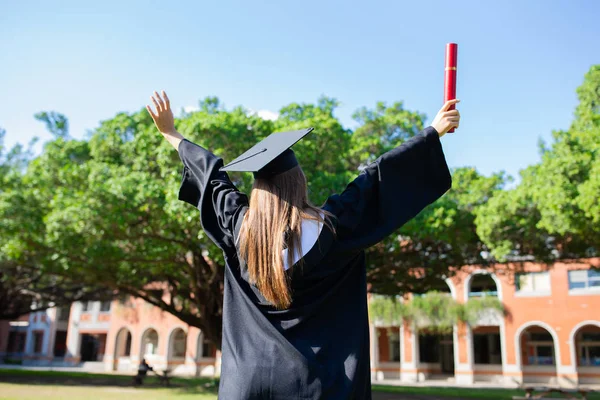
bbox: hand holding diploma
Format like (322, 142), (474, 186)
(431, 99), (460, 138)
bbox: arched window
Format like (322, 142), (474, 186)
(197, 333), (215, 358)
(522, 327), (555, 366)
(576, 326), (600, 366)
(115, 328), (132, 358)
(141, 329), (159, 356)
(468, 274), (498, 298)
(169, 329), (187, 359)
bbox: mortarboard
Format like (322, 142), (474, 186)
(220, 128), (314, 179)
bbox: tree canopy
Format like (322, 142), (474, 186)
(475, 65), (600, 262)
(1, 65), (598, 347)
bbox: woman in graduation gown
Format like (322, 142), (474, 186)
(146, 91), (460, 400)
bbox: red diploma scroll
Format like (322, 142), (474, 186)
(444, 43), (458, 132)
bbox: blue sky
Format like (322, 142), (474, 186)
(1, 0), (599, 180)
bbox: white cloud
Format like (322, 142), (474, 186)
(182, 105), (200, 113)
(255, 109), (279, 121)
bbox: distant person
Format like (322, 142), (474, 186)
(147, 91), (459, 399)
(133, 358), (153, 385)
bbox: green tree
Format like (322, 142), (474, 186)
(342, 102), (505, 294)
(34, 111), (69, 138)
(476, 65), (600, 261)
(0, 97), (492, 347)
(0, 130), (107, 319)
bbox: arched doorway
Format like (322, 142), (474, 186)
(167, 328), (187, 372)
(571, 322), (600, 384)
(518, 324), (558, 384)
(140, 328), (159, 364)
(113, 328), (132, 371)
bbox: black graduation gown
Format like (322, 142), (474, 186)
(177, 126), (452, 400)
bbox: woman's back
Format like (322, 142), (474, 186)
(146, 90), (458, 399)
(175, 125), (451, 399)
(219, 206), (370, 399)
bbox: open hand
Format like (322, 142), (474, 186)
(431, 99), (460, 137)
(146, 91), (176, 135)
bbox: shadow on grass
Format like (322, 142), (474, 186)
(0, 368), (219, 395)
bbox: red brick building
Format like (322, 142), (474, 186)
(1, 259), (598, 387)
(371, 259), (600, 387)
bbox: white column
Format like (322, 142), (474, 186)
(214, 350), (222, 378)
(400, 323), (419, 383)
(47, 308), (57, 362)
(369, 323), (380, 381)
(66, 302), (82, 363)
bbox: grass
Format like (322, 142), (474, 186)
(371, 384), (600, 400)
(0, 368), (219, 388)
(0, 369), (219, 400)
(372, 384), (532, 399)
(372, 384), (523, 399)
(0, 369), (598, 399)
(0, 383), (216, 400)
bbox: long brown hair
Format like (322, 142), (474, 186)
(238, 165), (334, 309)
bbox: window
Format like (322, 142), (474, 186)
(526, 331), (555, 365)
(7, 331), (26, 353)
(469, 274), (498, 298)
(388, 332), (401, 362)
(516, 272), (550, 294)
(53, 331), (67, 357)
(578, 332), (600, 366)
(81, 301), (94, 312)
(100, 301), (111, 312)
(143, 330), (159, 356)
(473, 333), (502, 364)
(80, 333), (106, 362)
(568, 269), (600, 292)
(171, 330), (187, 358)
(124, 332), (132, 357)
(419, 334), (440, 363)
(33, 331), (44, 354)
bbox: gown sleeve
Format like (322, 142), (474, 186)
(177, 139), (248, 252)
(323, 126), (452, 252)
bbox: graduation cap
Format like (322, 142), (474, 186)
(221, 128), (314, 179)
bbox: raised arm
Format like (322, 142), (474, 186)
(146, 90), (248, 252)
(324, 99), (460, 252)
(146, 90), (185, 150)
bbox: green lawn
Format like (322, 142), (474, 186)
(0, 369), (219, 400)
(0, 369), (597, 400)
(0, 383), (216, 400)
(372, 384), (525, 399)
